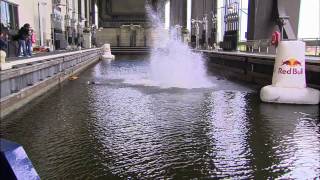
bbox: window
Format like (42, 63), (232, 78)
(0, 0), (19, 30)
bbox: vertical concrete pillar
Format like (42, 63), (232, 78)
(247, 0), (300, 40)
(81, 0), (85, 20)
(170, 0), (187, 27)
(276, 0), (300, 39)
(86, 0), (90, 26)
(91, 0), (95, 26)
(247, 0), (277, 40)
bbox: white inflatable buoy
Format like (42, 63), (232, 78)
(260, 40), (320, 104)
(102, 44), (115, 60)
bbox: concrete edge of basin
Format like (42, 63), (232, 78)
(0, 55), (101, 119)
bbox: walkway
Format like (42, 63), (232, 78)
(6, 50), (68, 62)
(2, 48), (100, 70)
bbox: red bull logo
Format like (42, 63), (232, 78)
(278, 58), (303, 75)
(281, 58), (302, 67)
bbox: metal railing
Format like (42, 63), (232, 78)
(238, 38), (320, 56)
(238, 39), (271, 54)
(301, 38), (320, 56)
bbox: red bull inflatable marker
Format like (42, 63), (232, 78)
(260, 40), (320, 104)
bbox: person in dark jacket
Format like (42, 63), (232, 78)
(17, 23), (31, 57)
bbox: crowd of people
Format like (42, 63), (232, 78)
(1, 22), (98, 60)
(0, 23), (36, 59)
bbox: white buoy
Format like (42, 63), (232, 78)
(101, 44), (115, 60)
(260, 40), (320, 104)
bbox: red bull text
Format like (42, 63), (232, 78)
(278, 58), (303, 75)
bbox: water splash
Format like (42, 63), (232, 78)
(146, 4), (213, 89)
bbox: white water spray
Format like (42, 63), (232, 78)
(146, 4), (213, 89)
(123, 5), (213, 89)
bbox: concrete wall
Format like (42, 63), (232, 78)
(111, 0), (146, 14)
(97, 0), (147, 28)
(96, 28), (118, 46)
(96, 28), (151, 47)
(0, 48), (102, 118)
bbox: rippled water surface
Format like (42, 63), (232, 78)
(1, 56), (320, 179)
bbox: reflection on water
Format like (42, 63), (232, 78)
(1, 56), (319, 179)
(258, 103), (320, 179)
(205, 91), (253, 178)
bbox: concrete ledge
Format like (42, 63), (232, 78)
(0, 49), (101, 118)
(2, 48), (100, 69)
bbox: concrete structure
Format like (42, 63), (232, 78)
(170, 0), (187, 27)
(0, 48), (102, 118)
(247, 0), (300, 41)
(96, 26), (152, 47)
(167, 0), (304, 51)
(95, 0), (159, 47)
(1, 0), (307, 52)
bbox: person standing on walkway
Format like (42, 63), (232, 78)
(25, 25), (33, 57)
(17, 25), (27, 57)
(91, 25), (97, 47)
(17, 23), (31, 57)
(26, 28), (35, 57)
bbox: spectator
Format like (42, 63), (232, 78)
(18, 23), (31, 57)
(31, 29), (36, 45)
(25, 25), (33, 57)
(26, 28), (35, 57)
(91, 25), (97, 47)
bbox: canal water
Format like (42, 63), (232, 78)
(1, 55), (319, 179)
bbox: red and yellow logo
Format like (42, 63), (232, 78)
(278, 58), (303, 75)
(281, 58), (302, 67)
